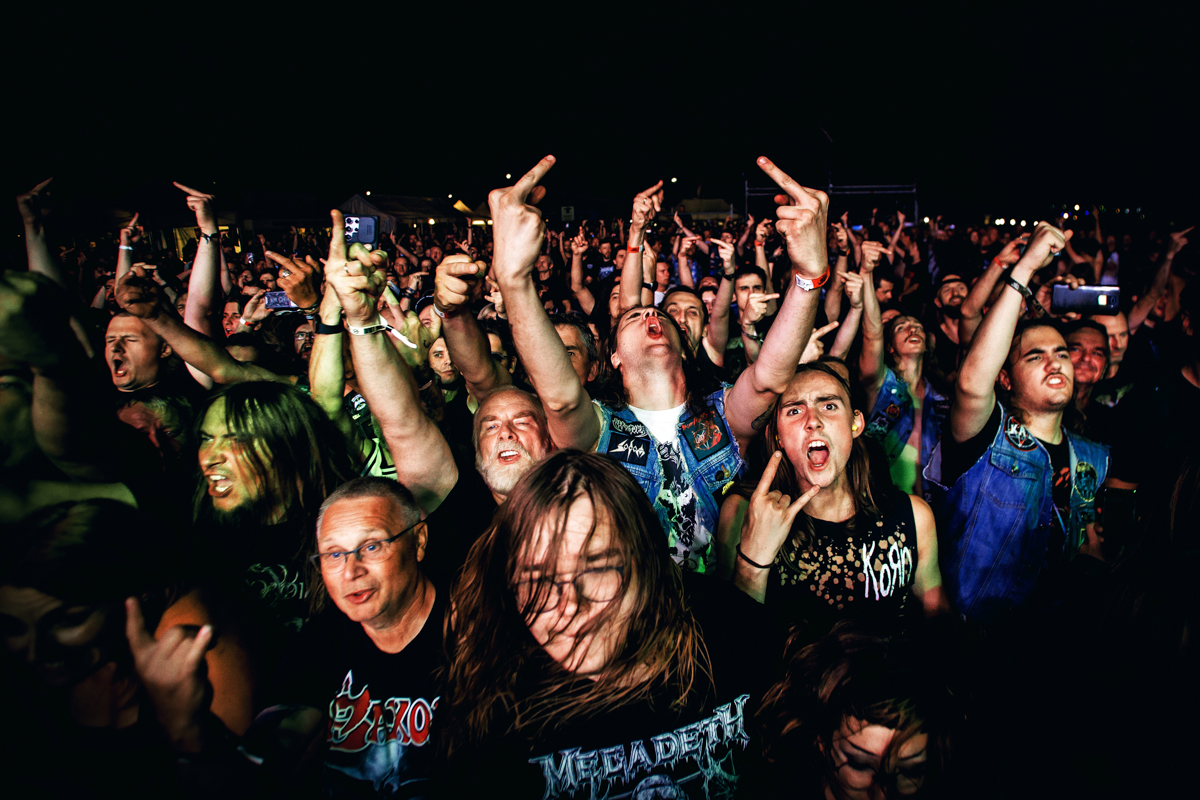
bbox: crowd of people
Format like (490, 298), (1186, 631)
(1, 157), (1196, 798)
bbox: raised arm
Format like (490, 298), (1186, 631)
(621, 181), (663, 312)
(960, 233), (1028, 349)
(435, 255), (512, 398)
(725, 157), (827, 450)
(857, 241), (891, 406)
(705, 243), (738, 361)
(490, 156), (599, 451)
(567, 227), (596, 315)
(830, 270), (865, 361)
(674, 212), (710, 255)
(676, 237), (696, 289)
(115, 213), (140, 282)
(1129, 226), (1190, 334)
(951, 222), (1068, 442)
(326, 211), (458, 512)
(115, 267), (288, 386)
(307, 280), (359, 444)
(735, 214), (754, 258)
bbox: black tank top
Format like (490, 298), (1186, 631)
(770, 489), (918, 634)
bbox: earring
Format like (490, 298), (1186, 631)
(851, 423), (859, 431)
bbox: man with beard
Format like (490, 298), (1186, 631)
(924, 223), (1109, 625)
(928, 272), (969, 371)
(1064, 321), (1113, 443)
(859, 240), (952, 496)
(323, 211), (555, 581)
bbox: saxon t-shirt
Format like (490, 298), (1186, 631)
(268, 588), (447, 799)
(435, 572), (782, 799)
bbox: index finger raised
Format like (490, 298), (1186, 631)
(756, 156), (805, 204)
(172, 181), (210, 198)
(511, 155), (557, 203)
(814, 320), (840, 337)
(754, 450), (785, 497)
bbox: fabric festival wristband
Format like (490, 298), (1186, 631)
(1004, 276), (1048, 318)
(346, 319), (391, 336)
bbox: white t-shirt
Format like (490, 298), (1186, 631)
(627, 402), (685, 446)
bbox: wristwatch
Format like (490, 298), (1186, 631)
(794, 268), (831, 292)
(346, 318), (392, 336)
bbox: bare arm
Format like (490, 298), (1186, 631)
(960, 234), (1028, 349)
(857, 242), (890, 407)
(951, 223), (1068, 443)
(830, 271), (865, 361)
(16, 180), (66, 286)
(910, 495), (950, 617)
(674, 213), (710, 255)
(735, 214), (754, 258)
(621, 182), (663, 312)
(307, 282), (358, 444)
(824, 253), (848, 323)
(326, 211), (458, 513)
(492, 157), (600, 450)
(567, 229), (596, 315)
(435, 256), (512, 398)
(1129, 227), (1191, 334)
(705, 271), (737, 361)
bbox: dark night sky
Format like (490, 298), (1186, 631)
(8, 5), (1198, 234)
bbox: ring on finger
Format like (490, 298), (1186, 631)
(344, 265), (351, 276)
(279, 269), (291, 278)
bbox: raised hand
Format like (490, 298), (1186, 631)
(741, 291), (781, 327)
(488, 155), (555, 287)
(842, 270), (866, 308)
(120, 212), (143, 247)
(896, 210), (907, 228)
(241, 289), (274, 327)
(435, 254), (485, 316)
(1020, 222), (1071, 269)
(0, 271), (73, 366)
(738, 451), (821, 567)
(800, 320), (838, 364)
(172, 181), (217, 233)
(324, 210), (386, 326)
(115, 266), (166, 320)
(755, 218), (772, 242)
(709, 238), (737, 273)
(569, 227), (589, 256)
(756, 157), (829, 276)
(17, 178), (54, 227)
(125, 596), (214, 750)
(1168, 226), (1193, 257)
(630, 180), (664, 235)
(831, 221), (850, 251)
(994, 232), (1031, 266)
(859, 241), (892, 273)
(265, 250), (322, 310)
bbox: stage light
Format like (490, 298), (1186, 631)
(448, 194), (453, 198)
(997, 218), (1005, 226)
(1009, 219), (1016, 225)
(1074, 204), (1080, 211)
(1062, 212), (1069, 218)
(505, 173), (512, 179)
(1020, 220), (1027, 227)
(923, 217), (930, 223)
(671, 177), (678, 183)
(366, 191), (371, 196)
(428, 218), (435, 225)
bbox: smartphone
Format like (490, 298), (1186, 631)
(264, 291), (298, 310)
(1099, 487), (1137, 549)
(852, 225), (864, 231)
(344, 215), (379, 245)
(1051, 285), (1120, 315)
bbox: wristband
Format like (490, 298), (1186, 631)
(119, 245), (134, 251)
(346, 318), (392, 336)
(198, 231), (220, 244)
(736, 545), (773, 570)
(237, 317), (250, 327)
(432, 303), (447, 319)
(296, 303), (319, 314)
(627, 245), (641, 254)
(315, 320), (344, 335)
(754, 240), (766, 247)
(400, 287), (419, 300)
(794, 268), (831, 292)
(1004, 276), (1049, 318)
(642, 282), (654, 291)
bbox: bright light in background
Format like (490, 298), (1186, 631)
(505, 173), (512, 179)
(1009, 219), (1016, 226)
(487, 220), (493, 225)
(1062, 212), (1069, 218)
(996, 218), (1005, 225)
(671, 177), (678, 183)
(1020, 220), (1027, 226)
(447, 194), (453, 198)
(1074, 204), (1080, 211)
(366, 191), (371, 196)
(428, 218), (435, 225)
(923, 216), (930, 223)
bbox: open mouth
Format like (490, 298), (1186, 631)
(646, 316), (664, 340)
(1045, 374), (1067, 388)
(345, 589), (374, 605)
(111, 358), (127, 378)
(206, 473), (233, 496)
(497, 447), (525, 466)
(806, 440), (831, 468)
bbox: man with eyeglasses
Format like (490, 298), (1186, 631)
(159, 477), (445, 792)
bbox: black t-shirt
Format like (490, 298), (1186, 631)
(268, 588), (446, 799)
(435, 572), (782, 799)
(420, 459), (498, 585)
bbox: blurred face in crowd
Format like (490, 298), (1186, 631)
(418, 304), (436, 330)
(720, 231), (734, 245)
(662, 290), (706, 354)
(880, 308), (901, 326)
(1093, 311), (1129, 365)
(555, 324), (598, 385)
(175, 292), (189, 317)
(474, 390), (553, 499)
(222, 301), (242, 337)
(535, 255), (553, 277)
(198, 397), (270, 517)
(599, 242), (612, 260)
(1001, 325), (1074, 414)
(1067, 327), (1109, 389)
(701, 287), (717, 316)
(734, 273), (765, 312)
(655, 259), (670, 288)
(514, 494), (633, 674)
(776, 369), (863, 493)
(426, 246), (443, 265)
(117, 401), (187, 464)
(429, 338), (458, 385)
(888, 316), (927, 359)
(258, 273), (277, 291)
(487, 333), (512, 374)
(615, 250), (627, 271)
(316, 495), (427, 629)
(293, 320), (315, 362)
(608, 285), (622, 321)
(0, 586), (120, 689)
(876, 278), (895, 305)
(934, 276), (968, 310)
(824, 716), (930, 799)
(105, 316), (169, 392)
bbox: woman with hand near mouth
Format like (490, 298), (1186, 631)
(719, 362), (948, 636)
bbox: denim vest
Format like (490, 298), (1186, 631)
(863, 367), (951, 474)
(923, 403), (1109, 623)
(594, 389), (745, 573)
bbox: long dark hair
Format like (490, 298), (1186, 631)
(441, 450), (712, 755)
(757, 621), (959, 797)
(192, 382), (357, 532)
(751, 362), (887, 553)
(595, 306), (722, 419)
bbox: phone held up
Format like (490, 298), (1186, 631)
(1051, 285), (1120, 316)
(263, 291), (299, 310)
(344, 216), (379, 246)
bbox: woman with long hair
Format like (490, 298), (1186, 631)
(718, 362), (948, 635)
(754, 621), (960, 798)
(437, 450), (781, 798)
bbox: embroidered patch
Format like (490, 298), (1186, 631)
(865, 412), (891, 437)
(606, 432), (651, 466)
(680, 410), (729, 462)
(609, 416), (650, 438)
(885, 402), (902, 419)
(1073, 461), (1099, 503)
(1004, 416), (1038, 451)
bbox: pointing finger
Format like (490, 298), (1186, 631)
(757, 157), (805, 204)
(329, 209), (347, 262)
(512, 155), (557, 203)
(759, 293), (781, 301)
(754, 450), (785, 498)
(172, 181), (210, 198)
(813, 320), (840, 337)
(786, 484), (822, 519)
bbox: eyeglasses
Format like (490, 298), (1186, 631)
(294, 332), (315, 342)
(514, 566), (624, 612)
(310, 521), (422, 571)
